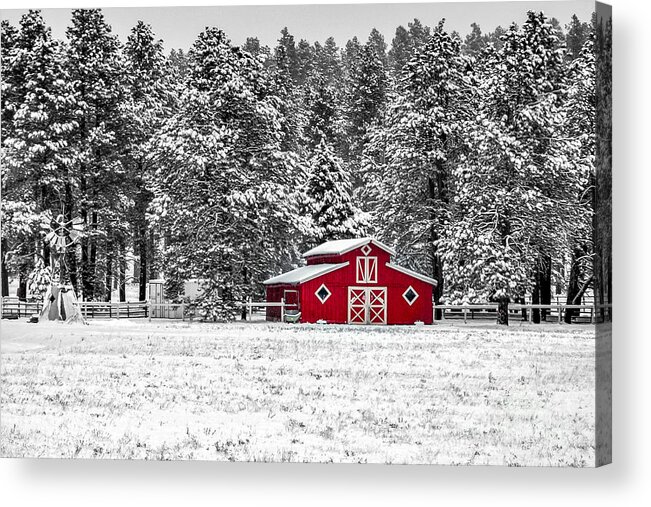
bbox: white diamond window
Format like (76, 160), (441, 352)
(361, 244), (372, 256)
(315, 284), (331, 304)
(402, 286), (419, 306)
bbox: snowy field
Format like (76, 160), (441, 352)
(0, 319), (596, 466)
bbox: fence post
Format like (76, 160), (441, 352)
(463, 306), (467, 324)
(117, 302), (120, 320)
(281, 297), (285, 323)
(181, 303), (185, 321)
(558, 305), (562, 324)
(247, 297), (252, 321)
(148, 302), (152, 322)
(590, 307), (594, 324)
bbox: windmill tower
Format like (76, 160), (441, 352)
(39, 214), (86, 323)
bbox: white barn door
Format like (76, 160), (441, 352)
(347, 287), (386, 325)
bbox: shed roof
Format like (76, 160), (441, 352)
(301, 237), (396, 258)
(263, 262), (349, 285)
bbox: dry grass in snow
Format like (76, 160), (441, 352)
(0, 319), (596, 465)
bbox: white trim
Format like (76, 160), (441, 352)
(263, 262), (349, 285)
(360, 244), (372, 256)
(402, 285), (419, 306)
(386, 263), (438, 286)
(315, 284), (331, 304)
(302, 237), (396, 258)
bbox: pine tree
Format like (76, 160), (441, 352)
(388, 25), (410, 75)
(295, 39), (314, 86)
(566, 14), (591, 60)
(313, 36), (342, 84)
(408, 18), (431, 49)
(594, 15), (612, 321)
(302, 138), (366, 245)
(303, 73), (342, 151)
(276, 27), (299, 82)
(344, 41), (387, 167)
(1, 11), (77, 298)
(367, 28), (388, 68)
(122, 21), (172, 301)
(365, 20), (473, 309)
(151, 27), (300, 321)
(439, 12), (586, 325)
(463, 22), (485, 56)
(65, 8), (126, 301)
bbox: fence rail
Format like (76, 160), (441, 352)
(2, 296), (612, 324)
(435, 303), (612, 324)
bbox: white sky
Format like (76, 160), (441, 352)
(1, 1), (595, 51)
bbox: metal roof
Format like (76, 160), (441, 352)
(301, 237), (396, 258)
(386, 263), (438, 286)
(263, 262), (349, 285)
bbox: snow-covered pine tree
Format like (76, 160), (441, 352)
(594, 14), (612, 321)
(343, 36), (387, 172)
(363, 20), (473, 309)
(303, 73), (343, 151)
(271, 41), (304, 154)
(151, 27), (300, 321)
(65, 8), (127, 301)
(1, 11), (77, 299)
(313, 37), (342, 85)
(439, 12), (587, 325)
(295, 39), (315, 87)
(121, 21), (173, 301)
(563, 33), (596, 322)
(301, 137), (366, 246)
(566, 14), (592, 60)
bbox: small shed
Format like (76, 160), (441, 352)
(263, 238), (437, 325)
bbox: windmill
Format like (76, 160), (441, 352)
(39, 214), (86, 323)
(44, 214), (84, 283)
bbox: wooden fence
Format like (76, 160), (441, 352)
(435, 303), (612, 324)
(2, 296), (612, 324)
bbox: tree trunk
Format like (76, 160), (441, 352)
(105, 239), (113, 303)
(119, 239), (126, 302)
(64, 182), (79, 291)
(138, 215), (148, 301)
(90, 211), (98, 299)
(17, 272), (27, 301)
(518, 295), (527, 321)
(540, 256), (552, 321)
(1, 238), (9, 297)
(497, 297), (509, 325)
(532, 270), (541, 324)
(565, 249), (581, 324)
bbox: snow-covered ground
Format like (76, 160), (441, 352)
(0, 319), (597, 465)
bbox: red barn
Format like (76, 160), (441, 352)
(263, 238), (437, 325)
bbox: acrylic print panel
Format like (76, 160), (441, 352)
(0, 1), (611, 466)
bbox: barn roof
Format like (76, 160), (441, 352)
(263, 262), (349, 285)
(386, 263), (438, 286)
(301, 237), (396, 258)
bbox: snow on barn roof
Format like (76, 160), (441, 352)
(263, 262), (349, 285)
(386, 263), (438, 286)
(301, 237), (396, 258)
